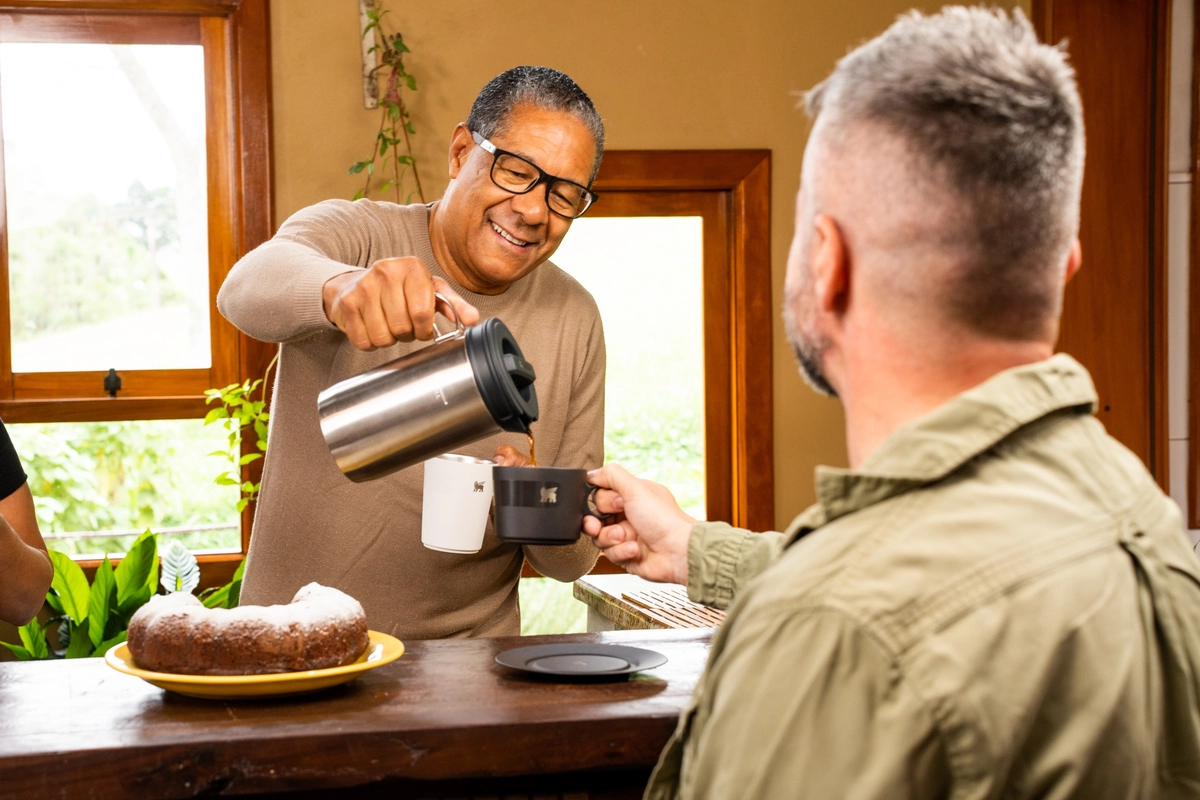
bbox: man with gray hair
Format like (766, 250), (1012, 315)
(583, 9), (1200, 798)
(218, 66), (606, 638)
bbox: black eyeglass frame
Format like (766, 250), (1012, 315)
(471, 130), (599, 219)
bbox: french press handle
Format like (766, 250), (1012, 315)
(432, 292), (467, 343)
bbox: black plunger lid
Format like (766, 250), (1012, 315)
(464, 317), (539, 434)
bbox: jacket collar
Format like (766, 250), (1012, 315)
(809, 354), (1098, 526)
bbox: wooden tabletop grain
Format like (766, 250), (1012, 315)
(0, 628), (711, 799)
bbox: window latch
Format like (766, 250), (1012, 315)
(104, 368), (121, 398)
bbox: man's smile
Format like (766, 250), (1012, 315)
(490, 220), (533, 249)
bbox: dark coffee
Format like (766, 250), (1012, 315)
(493, 465), (609, 545)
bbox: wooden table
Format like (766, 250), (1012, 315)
(0, 629), (712, 800)
(574, 574), (726, 632)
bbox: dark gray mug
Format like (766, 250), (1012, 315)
(493, 466), (611, 545)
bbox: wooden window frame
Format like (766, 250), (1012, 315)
(0, 0), (273, 586)
(528, 149), (774, 577)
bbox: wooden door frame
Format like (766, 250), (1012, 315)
(592, 150), (774, 534)
(529, 149), (773, 578)
(1032, 0), (1171, 495)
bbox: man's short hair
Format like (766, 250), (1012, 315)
(805, 8), (1085, 340)
(467, 66), (605, 183)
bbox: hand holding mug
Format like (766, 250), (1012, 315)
(583, 464), (694, 586)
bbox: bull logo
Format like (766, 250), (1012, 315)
(473, 481), (485, 493)
(540, 486), (558, 504)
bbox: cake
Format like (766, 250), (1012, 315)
(126, 583), (370, 675)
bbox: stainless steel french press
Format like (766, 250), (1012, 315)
(317, 296), (538, 482)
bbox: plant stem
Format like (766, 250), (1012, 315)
(363, 111), (387, 199)
(398, 99), (425, 203)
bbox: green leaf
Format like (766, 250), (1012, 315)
(241, 481), (256, 493)
(256, 439), (268, 452)
(405, 120), (416, 135)
(237, 453), (263, 466)
(215, 474), (239, 487)
(114, 530), (156, 619)
(45, 591), (64, 615)
(160, 540), (200, 595)
(92, 630), (127, 658)
(17, 618), (49, 659)
(348, 161), (370, 176)
(64, 621), (93, 658)
(49, 550), (90, 624)
(200, 583), (230, 609)
(87, 555), (117, 649)
(394, 39), (410, 54)
(404, 74), (417, 91)
(0, 641), (31, 660)
(353, 189), (366, 201)
(396, 155), (415, 166)
(203, 407), (229, 424)
(236, 498), (250, 513)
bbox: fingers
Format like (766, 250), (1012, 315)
(600, 540), (642, 567)
(492, 444), (529, 467)
(592, 488), (624, 515)
(326, 259), (484, 351)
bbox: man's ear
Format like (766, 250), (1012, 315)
(1064, 238), (1082, 285)
(811, 214), (849, 314)
(448, 123), (474, 179)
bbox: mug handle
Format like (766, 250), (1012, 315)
(584, 484), (615, 521)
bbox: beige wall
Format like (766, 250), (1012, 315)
(269, 0), (1030, 530)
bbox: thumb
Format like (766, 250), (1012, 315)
(432, 277), (480, 327)
(598, 462), (638, 497)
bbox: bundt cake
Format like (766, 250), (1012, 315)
(126, 583), (370, 675)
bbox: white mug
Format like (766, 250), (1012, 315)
(421, 454), (495, 553)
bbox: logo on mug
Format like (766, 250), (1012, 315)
(540, 485), (558, 504)
(473, 481), (485, 493)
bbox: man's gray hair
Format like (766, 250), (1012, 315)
(806, 7), (1085, 340)
(467, 66), (605, 182)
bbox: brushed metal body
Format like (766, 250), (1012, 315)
(318, 337), (499, 482)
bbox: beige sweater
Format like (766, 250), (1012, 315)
(217, 200), (604, 639)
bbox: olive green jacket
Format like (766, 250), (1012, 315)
(647, 355), (1200, 800)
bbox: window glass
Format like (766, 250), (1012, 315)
(1, 43), (210, 372)
(9, 419), (240, 559)
(553, 216), (706, 518)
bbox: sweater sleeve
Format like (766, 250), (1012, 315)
(217, 200), (377, 343)
(522, 305), (606, 581)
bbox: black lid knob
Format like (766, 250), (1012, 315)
(464, 318), (539, 433)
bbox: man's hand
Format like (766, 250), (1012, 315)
(582, 464), (694, 585)
(493, 445), (530, 467)
(322, 257), (480, 351)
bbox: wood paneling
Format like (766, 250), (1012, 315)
(0, 0), (239, 13)
(0, 396), (206, 422)
(11, 369), (212, 399)
(1033, 0), (1170, 488)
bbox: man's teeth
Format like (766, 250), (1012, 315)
(492, 222), (529, 247)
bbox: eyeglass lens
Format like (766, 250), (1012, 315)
(491, 153), (591, 217)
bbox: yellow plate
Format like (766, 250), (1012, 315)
(104, 630), (404, 700)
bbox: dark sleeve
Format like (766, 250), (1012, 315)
(0, 419), (28, 500)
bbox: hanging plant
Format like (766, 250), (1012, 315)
(349, 4), (425, 204)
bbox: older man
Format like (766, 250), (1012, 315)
(585, 9), (1200, 799)
(218, 67), (604, 639)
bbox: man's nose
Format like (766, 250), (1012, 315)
(508, 186), (549, 228)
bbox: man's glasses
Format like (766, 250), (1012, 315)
(472, 131), (598, 219)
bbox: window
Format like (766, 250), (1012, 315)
(521, 150), (773, 586)
(0, 2), (273, 584)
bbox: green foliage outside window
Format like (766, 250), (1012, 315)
(9, 185), (183, 343)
